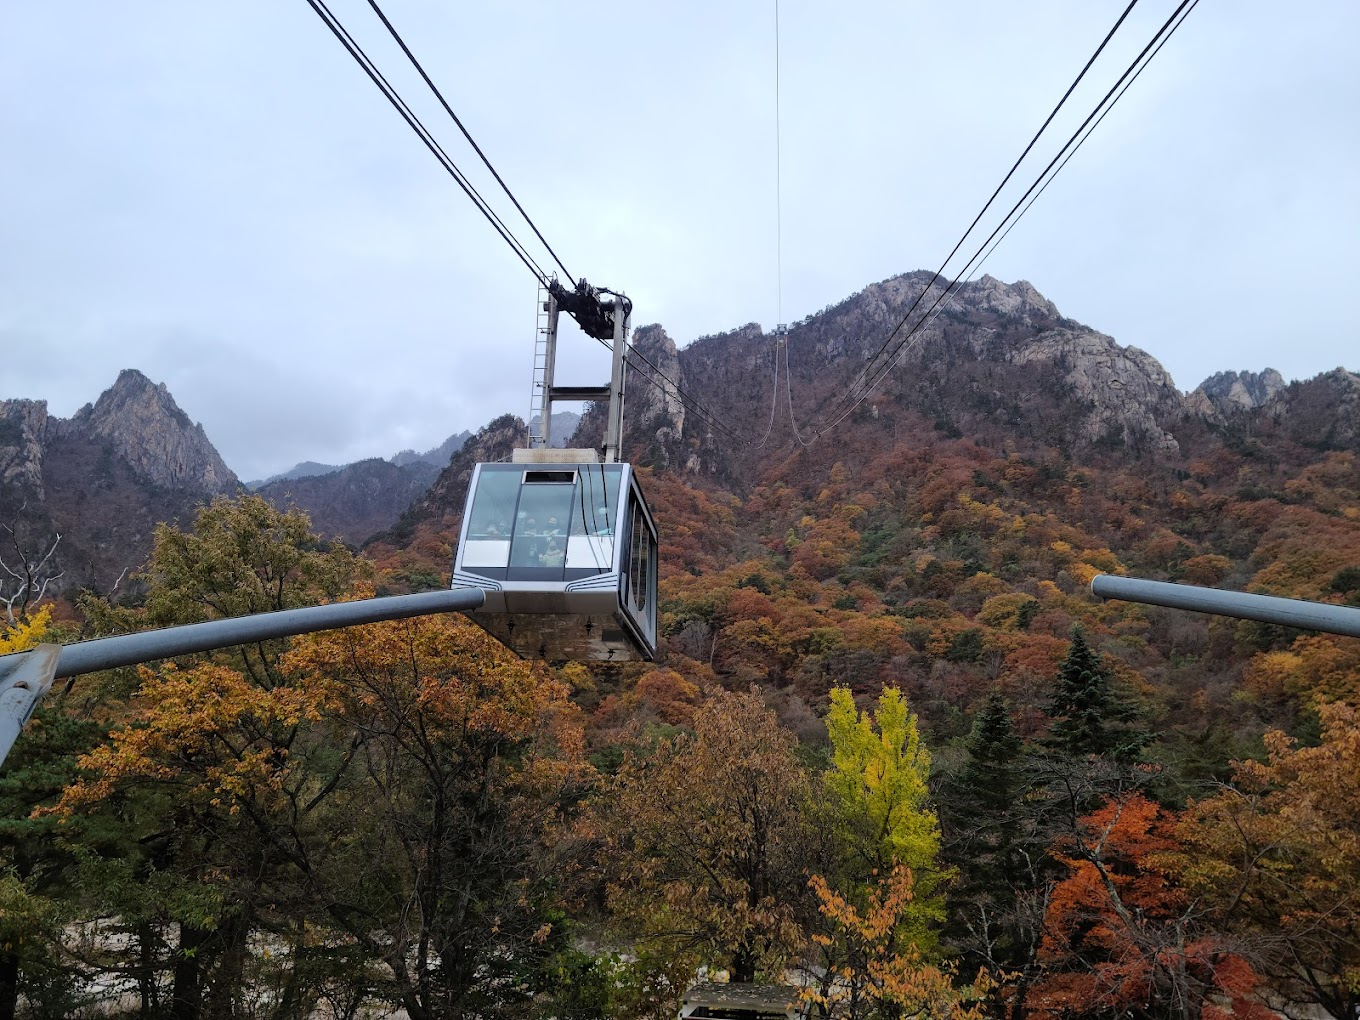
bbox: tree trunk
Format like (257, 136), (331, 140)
(270, 919), (318, 1020)
(138, 923), (159, 1018)
(206, 911), (251, 1020)
(170, 923), (208, 1020)
(730, 944), (757, 984)
(0, 950), (18, 1020)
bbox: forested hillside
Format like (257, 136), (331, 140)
(3, 275), (1358, 1019)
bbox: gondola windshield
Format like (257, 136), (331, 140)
(461, 464), (622, 581)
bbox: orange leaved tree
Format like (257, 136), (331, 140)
(1176, 701), (1360, 1020)
(805, 865), (990, 1020)
(595, 687), (812, 989)
(1029, 792), (1271, 1020)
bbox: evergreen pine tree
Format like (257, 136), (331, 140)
(1044, 627), (1148, 761)
(954, 689), (1024, 870)
(941, 688), (1039, 973)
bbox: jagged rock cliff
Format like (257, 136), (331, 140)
(1005, 328), (1183, 454)
(569, 324), (691, 469)
(61, 369), (237, 492)
(1268, 368), (1360, 451)
(0, 399), (49, 494)
(1187, 368), (1287, 418)
(0, 370), (239, 593)
(629, 325), (687, 441)
(665, 272), (1191, 473)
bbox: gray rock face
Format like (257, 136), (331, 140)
(1, 371), (241, 595)
(965, 274), (1062, 325)
(1189, 368), (1287, 417)
(1006, 328), (1184, 454)
(628, 324), (686, 444)
(0, 399), (49, 494)
(67, 369), (238, 492)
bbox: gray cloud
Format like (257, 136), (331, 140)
(4, 1), (1356, 480)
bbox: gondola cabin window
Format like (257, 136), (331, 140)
(626, 501), (653, 617)
(510, 471), (576, 569)
(568, 464), (620, 571)
(459, 465), (624, 580)
(462, 469), (519, 568)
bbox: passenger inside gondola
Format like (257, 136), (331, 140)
(540, 538), (565, 567)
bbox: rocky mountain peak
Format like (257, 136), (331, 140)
(630, 324), (686, 438)
(965, 274), (1063, 325)
(71, 369), (237, 493)
(1269, 368), (1360, 451)
(1005, 328), (1184, 455)
(1189, 368), (1286, 417)
(0, 399), (49, 495)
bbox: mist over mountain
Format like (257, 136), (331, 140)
(250, 428), (479, 488)
(390, 430), (472, 469)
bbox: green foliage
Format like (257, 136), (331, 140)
(943, 627), (985, 663)
(1044, 628), (1149, 761)
(139, 494), (363, 625)
(1328, 565), (1360, 605)
(939, 689), (1043, 975)
(824, 687), (945, 948)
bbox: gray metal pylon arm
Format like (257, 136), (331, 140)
(0, 643), (62, 771)
(1091, 574), (1360, 638)
(0, 588), (486, 768)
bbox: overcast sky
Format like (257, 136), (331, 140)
(3, 1), (1356, 480)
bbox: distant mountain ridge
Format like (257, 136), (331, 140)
(253, 458), (441, 545)
(249, 429), (478, 488)
(5, 274), (1356, 594)
(0, 369), (238, 593)
(391, 430), (472, 469)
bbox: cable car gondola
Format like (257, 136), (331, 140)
(449, 280), (659, 661)
(449, 454), (657, 661)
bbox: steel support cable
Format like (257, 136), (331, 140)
(775, 0), (784, 327)
(304, 0), (551, 286)
(755, 0), (787, 453)
(976, 0), (1201, 272)
(585, 332), (747, 443)
(815, 0), (1196, 436)
(825, 270), (986, 438)
(310, 0), (750, 450)
(626, 355), (746, 443)
(889, 1), (1204, 389)
(784, 334), (817, 448)
(364, 0), (576, 286)
(831, 0), (1142, 413)
(630, 354), (746, 442)
(752, 338), (783, 449)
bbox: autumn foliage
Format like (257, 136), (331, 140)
(4, 377), (1360, 1019)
